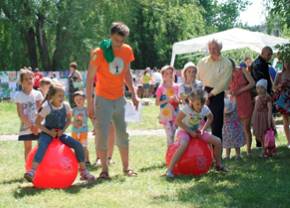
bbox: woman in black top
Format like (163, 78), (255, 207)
(68, 62), (82, 107)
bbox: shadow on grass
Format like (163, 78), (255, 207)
(152, 146), (290, 208)
(139, 163), (166, 172)
(0, 177), (24, 185)
(13, 185), (46, 198)
(64, 174), (127, 194)
(87, 165), (100, 171)
(13, 174), (127, 198)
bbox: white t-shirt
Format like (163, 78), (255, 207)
(180, 104), (211, 131)
(14, 89), (43, 135)
(178, 80), (203, 97)
(152, 72), (162, 84)
(39, 101), (71, 118)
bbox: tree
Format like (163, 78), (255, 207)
(0, 0), (250, 70)
(129, 0), (206, 68)
(197, 0), (248, 32)
(268, 0), (290, 28)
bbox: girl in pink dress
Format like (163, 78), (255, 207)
(252, 79), (274, 151)
(229, 59), (255, 155)
(156, 65), (179, 146)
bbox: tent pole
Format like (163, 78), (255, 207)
(170, 52), (176, 67)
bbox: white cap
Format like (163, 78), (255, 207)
(182, 62), (196, 79)
(256, 79), (268, 89)
(183, 62), (196, 71)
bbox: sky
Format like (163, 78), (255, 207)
(238, 0), (267, 26)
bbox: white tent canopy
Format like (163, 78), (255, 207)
(170, 28), (289, 66)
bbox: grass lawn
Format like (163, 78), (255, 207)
(0, 134), (290, 208)
(0, 100), (161, 135)
(0, 102), (20, 135)
(1, 101), (290, 208)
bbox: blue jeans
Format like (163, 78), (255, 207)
(34, 132), (84, 163)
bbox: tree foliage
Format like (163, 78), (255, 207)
(268, 0), (290, 28)
(0, 0), (248, 70)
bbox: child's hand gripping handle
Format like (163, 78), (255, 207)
(52, 128), (62, 139)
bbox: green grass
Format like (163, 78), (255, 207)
(0, 101), (161, 135)
(0, 102), (20, 134)
(127, 100), (161, 130)
(1, 101), (290, 208)
(1, 134), (290, 208)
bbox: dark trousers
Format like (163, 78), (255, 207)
(205, 87), (224, 141)
(69, 91), (76, 108)
(34, 132), (84, 163)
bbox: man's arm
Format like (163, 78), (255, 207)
(124, 65), (136, 96)
(86, 52), (97, 119)
(124, 64), (139, 108)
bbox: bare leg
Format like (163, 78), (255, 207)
(167, 140), (189, 172)
(241, 118), (252, 155)
(283, 115), (290, 145)
(98, 150), (109, 172)
(225, 148), (231, 159)
(256, 136), (264, 156)
(79, 162), (86, 169)
(119, 147), (129, 171)
(108, 124), (116, 159)
(24, 140), (32, 161)
(96, 124), (115, 162)
(164, 122), (176, 147)
(207, 136), (222, 167)
(235, 148), (241, 159)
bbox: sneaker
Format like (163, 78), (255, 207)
(80, 169), (95, 181)
(24, 170), (35, 182)
(287, 144), (290, 149)
(94, 158), (101, 167)
(166, 170), (175, 178)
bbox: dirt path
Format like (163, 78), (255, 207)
(0, 129), (165, 141)
(0, 125), (287, 141)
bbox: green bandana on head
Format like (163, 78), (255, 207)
(99, 39), (115, 63)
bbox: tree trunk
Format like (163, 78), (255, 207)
(52, 20), (70, 70)
(52, 0), (73, 70)
(24, 27), (38, 68)
(36, 14), (51, 70)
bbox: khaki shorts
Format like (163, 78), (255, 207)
(94, 96), (129, 151)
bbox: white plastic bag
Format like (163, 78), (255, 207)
(125, 101), (142, 123)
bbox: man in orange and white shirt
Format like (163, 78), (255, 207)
(86, 22), (139, 179)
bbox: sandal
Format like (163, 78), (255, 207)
(123, 169), (137, 177)
(97, 171), (111, 180)
(165, 171), (174, 178)
(80, 169), (95, 181)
